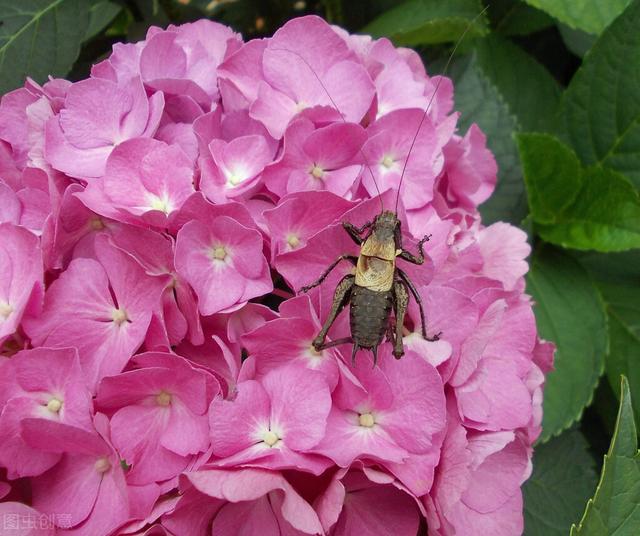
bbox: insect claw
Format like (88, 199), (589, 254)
(312, 336), (324, 350)
(426, 331), (442, 342)
(418, 234), (432, 245)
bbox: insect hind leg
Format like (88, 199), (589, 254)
(312, 274), (355, 351)
(392, 279), (410, 359)
(398, 268), (441, 342)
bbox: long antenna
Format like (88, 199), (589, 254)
(395, 5), (490, 213)
(269, 47), (385, 213)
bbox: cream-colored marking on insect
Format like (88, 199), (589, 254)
(46, 397), (63, 413)
(112, 308), (129, 326)
(358, 413), (375, 428)
(360, 234), (397, 260)
(355, 255), (395, 292)
(0, 301), (12, 319)
(94, 457), (111, 473)
(287, 234), (300, 249)
(310, 165), (324, 179)
(381, 155), (394, 169)
(262, 429), (280, 447)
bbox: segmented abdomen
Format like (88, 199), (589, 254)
(350, 285), (393, 349)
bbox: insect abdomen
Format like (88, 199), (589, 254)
(350, 285), (393, 348)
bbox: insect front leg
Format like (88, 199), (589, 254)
(299, 255), (358, 293)
(343, 220), (373, 245)
(312, 274), (355, 351)
(398, 268), (441, 342)
(398, 234), (432, 265)
(392, 279), (409, 359)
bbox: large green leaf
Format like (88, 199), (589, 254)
(0, 0), (90, 93)
(560, 0), (640, 188)
(518, 133), (640, 252)
(571, 377), (640, 535)
(526, 246), (607, 442)
(490, 0), (554, 36)
(362, 0), (488, 46)
(558, 23), (597, 58)
(524, 429), (598, 536)
(580, 251), (640, 423)
(474, 34), (561, 132)
(85, 0), (121, 41)
(524, 0), (633, 35)
(447, 54), (526, 225)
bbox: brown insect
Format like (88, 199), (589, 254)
(300, 210), (439, 364)
(277, 8), (486, 364)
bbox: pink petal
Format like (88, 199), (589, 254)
(209, 380), (270, 457)
(261, 366), (331, 451)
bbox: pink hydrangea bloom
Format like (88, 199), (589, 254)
(44, 76), (164, 179)
(78, 138), (195, 227)
(24, 235), (167, 391)
(0, 13), (552, 535)
(0, 347), (92, 478)
(95, 352), (216, 485)
(0, 222), (43, 345)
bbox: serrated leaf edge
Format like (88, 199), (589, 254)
(570, 376), (638, 535)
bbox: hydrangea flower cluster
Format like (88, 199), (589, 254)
(0, 15), (553, 536)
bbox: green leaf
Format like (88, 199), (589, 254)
(571, 377), (640, 535)
(558, 23), (597, 58)
(447, 54), (526, 225)
(523, 429), (598, 536)
(0, 0), (89, 94)
(560, 0), (640, 188)
(518, 133), (640, 252)
(526, 246), (606, 442)
(580, 251), (640, 424)
(523, 0), (633, 35)
(474, 34), (561, 132)
(362, 0), (489, 46)
(491, 0), (554, 36)
(85, 0), (121, 41)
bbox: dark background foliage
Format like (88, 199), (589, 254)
(1, 0), (639, 534)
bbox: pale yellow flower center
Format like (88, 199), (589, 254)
(94, 457), (111, 473)
(262, 429), (280, 447)
(310, 165), (324, 179)
(0, 301), (13, 319)
(90, 217), (105, 231)
(212, 246), (227, 260)
(111, 308), (129, 326)
(156, 391), (172, 407)
(358, 412), (375, 428)
(381, 155), (394, 169)
(150, 194), (172, 215)
(287, 234), (300, 249)
(46, 397), (63, 413)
